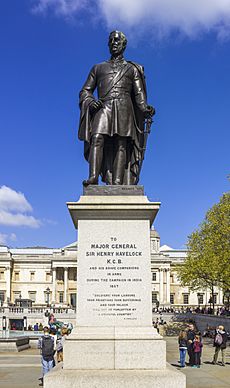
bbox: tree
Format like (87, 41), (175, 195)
(177, 192), (230, 312)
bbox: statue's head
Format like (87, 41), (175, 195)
(108, 31), (127, 56)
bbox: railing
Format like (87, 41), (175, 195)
(9, 308), (24, 313)
(0, 307), (76, 316)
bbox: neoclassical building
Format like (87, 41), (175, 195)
(0, 230), (223, 310)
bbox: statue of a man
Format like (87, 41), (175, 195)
(78, 31), (154, 186)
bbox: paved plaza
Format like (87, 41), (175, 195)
(0, 337), (229, 387)
(166, 337), (230, 388)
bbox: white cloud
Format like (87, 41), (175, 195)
(0, 186), (41, 228)
(0, 210), (41, 228)
(0, 233), (17, 245)
(32, 0), (90, 16)
(32, 0), (230, 40)
(0, 185), (32, 212)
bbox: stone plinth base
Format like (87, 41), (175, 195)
(44, 363), (186, 388)
(0, 337), (30, 352)
(54, 192), (187, 388)
(63, 327), (165, 370)
(83, 185), (144, 196)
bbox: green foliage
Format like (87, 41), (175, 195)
(177, 192), (230, 299)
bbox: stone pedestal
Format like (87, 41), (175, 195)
(44, 188), (186, 387)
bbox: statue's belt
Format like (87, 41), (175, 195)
(100, 93), (131, 102)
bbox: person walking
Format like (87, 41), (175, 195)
(178, 330), (187, 368)
(187, 324), (195, 366)
(212, 325), (228, 366)
(193, 334), (203, 368)
(56, 327), (68, 363)
(38, 326), (55, 386)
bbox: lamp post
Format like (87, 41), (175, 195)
(2, 316), (7, 330)
(208, 297), (213, 314)
(23, 316), (27, 331)
(45, 287), (51, 307)
(156, 299), (159, 312)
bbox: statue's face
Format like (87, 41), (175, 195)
(108, 32), (125, 56)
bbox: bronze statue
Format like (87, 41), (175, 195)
(78, 31), (155, 186)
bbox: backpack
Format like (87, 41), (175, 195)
(215, 333), (223, 346)
(42, 336), (54, 359)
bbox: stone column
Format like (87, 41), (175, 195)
(64, 267), (68, 304)
(159, 269), (164, 304)
(5, 266), (11, 305)
(166, 269), (170, 304)
(52, 268), (56, 304)
(218, 289), (223, 305)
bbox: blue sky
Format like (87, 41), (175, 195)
(0, 0), (229, 249)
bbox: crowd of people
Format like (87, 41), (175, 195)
(37, 314), (72, 386)
(152, 306), (230, 315)
(178, 323), (228, 368)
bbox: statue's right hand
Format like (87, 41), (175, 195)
(89, 100), (103, 114)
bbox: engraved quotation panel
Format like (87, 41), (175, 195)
(77, 220), (152, 326)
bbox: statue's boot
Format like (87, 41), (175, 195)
(83, 134), (104, 186)
(112, 137), (127, 185)
(83, 176), (98, 187)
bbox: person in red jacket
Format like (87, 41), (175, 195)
(193, 334), (203, 368)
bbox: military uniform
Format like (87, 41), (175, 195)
(78, 56), (149, 185)
(79, 58), (147, 140)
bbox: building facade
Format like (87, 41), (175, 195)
(0, 230), (223, 310)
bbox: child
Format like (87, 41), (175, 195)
(193, 334), (203, 368)
(178, 330), (187, 368)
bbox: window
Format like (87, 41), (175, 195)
(170, 274), (174, 283)
(197, 294), (204, 304)
(152, 272), (157, 281)
(151, 240), (157, 252)
(30, 272), (35, 281)
(28, 291), (36, 302)
(59, 292), (64, 304)
(68, 269), (77, 281)
(0, 291), (5, 303)
(183, 294), (189, 305)
(13, 291), (21, 302)
(213, 294), (217, 304)
(170, 294), (174, 304)
(14, 272), (20, 281)
(0, 271), (4, 281)
(70, 293), (76, 307)
(44, 290), (52, 304)
(56, 268), (64, 281)
(46, 272), (51, 282)
(152, 292), (158, 303)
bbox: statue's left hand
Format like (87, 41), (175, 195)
(89, 99), (104, 114)
(144, 105), (155, 118)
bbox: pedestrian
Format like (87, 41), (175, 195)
(153, 320), (159, 333)
(39, 323), (43, 331)
(212, 325), (228, 366)
(38, 326), (55, 386)
(34, 322), (39, 331)
(193, 334), (203, 368)
(49, 327), (58, 366)
(178, 330), (187, 368)
(187, 323), (195, 366)
(56, 327), (68, 363)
